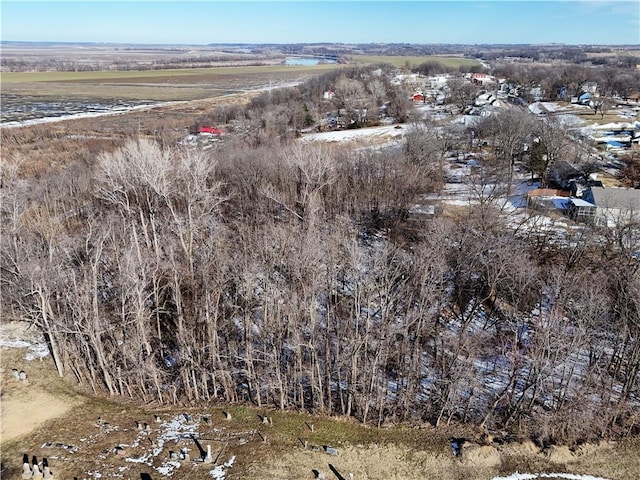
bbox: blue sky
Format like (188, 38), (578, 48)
(1, 1), (638, 45)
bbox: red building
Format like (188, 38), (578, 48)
(198, 126), (223, 135)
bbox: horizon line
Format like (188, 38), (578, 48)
(3, 40), (639, 47)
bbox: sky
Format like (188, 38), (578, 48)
(1, 1), (639, 45)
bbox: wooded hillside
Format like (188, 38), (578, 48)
(1, 64), (639, 447)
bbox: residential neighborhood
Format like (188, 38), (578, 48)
(264, 64), (640, 238)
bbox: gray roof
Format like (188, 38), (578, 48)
(588, 186), (640, 211)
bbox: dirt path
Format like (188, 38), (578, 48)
(0, 322), (84, 443)
(1, 388), (81, 442)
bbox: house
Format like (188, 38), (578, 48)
(474, 92), (497, 107)
(582, 186), (640, 227)
(392, 73), (421, 89)
(557, 86), (569, 100)
(412, 92), (425, 103)
(198, 126), (223, 135)
(549, 161), (583, 189)
(625, 92), (640, 103)
(529, 86), (544, 101)
(570, 91), (593, 105)
(470, 73), (495, 86)
(323, 90), (335, 100)
(428, 74), (449, 89)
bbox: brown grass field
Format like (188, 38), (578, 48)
(351, 54), (482, 69)
(1, 63), (340, 176)
(1, 64), (340, 84)
(1, 64), (341, 103)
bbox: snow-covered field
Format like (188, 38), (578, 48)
(0, 101), (183, 128)
(120, 414), (238, 478)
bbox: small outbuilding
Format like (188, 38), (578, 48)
(567, 198), (596, 223)
(526, 188), (571, 213)
(198, 126), (223, 135)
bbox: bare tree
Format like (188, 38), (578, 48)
(532, 116), (572, 187)
(446, 76), (478, 113)
(476, 107), (535, 195)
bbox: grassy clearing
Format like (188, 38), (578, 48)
(351, 55), (482, 69)
(576, 111), (637, 126)
(585, 50), (640, 58)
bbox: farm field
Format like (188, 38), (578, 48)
(0, 64), (341, 84)
(0, 63), (341, 123)
(351, 54), (482, 68)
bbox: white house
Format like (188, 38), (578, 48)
(428, 74), (449, 89)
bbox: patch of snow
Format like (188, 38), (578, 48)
(0, 339), (31, 348)
(0, 324), (51, 361)
(300, 125), (405, 144)
(25, 343), (50, 360)
(122, 413), (203, 472)
(210, 455), (236, 479)
(125, 453), (152, 464)
(591, 121), (637, 130)
(444, 199), (474, 206)
(156, 460), (181, 476)
(1, 101), (184, 129)
(529, 102), (549, 115)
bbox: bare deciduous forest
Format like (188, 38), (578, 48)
(1, 62), (639, 450)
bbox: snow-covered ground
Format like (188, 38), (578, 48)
(0, 322), (50, 361)
(300, 124), (406, 144)
(0, 101), (185, 129)
(527, 101), (591, 117)
(120, 414), (237, 478)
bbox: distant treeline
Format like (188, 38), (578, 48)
(0, 53), (282, 73)
(4, 43), (639, 73)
